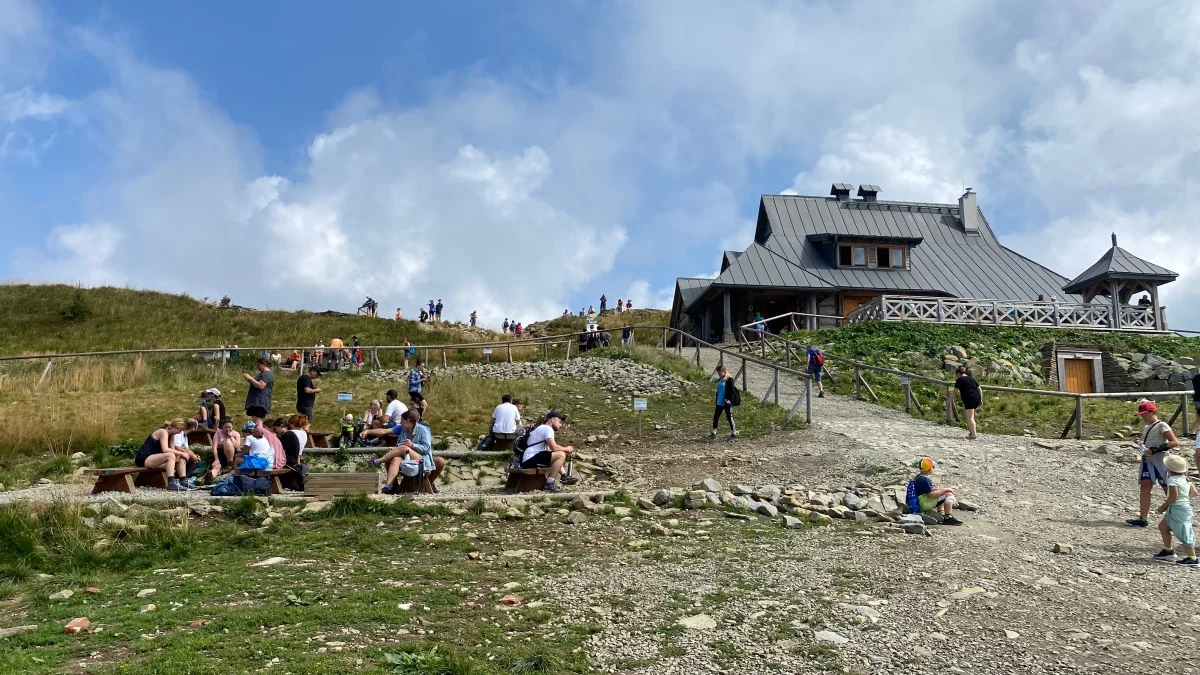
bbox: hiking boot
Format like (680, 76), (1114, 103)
(167, 478), (186, 492)
(942, 516), (964, 526)
(967, 433), (978, 440)
(543, 479), (564, 493)
(381, 483), (395, 495)
(1154, 549), (1177, 560)
(1177, 557), (1199, 567)
(560, 474), (579, 486)
(1127, 517), (1150, 527)
(817, 391), (824, 398)
(708, 429), (717, 440)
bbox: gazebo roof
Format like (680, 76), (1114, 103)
(1061, 234), (1178, 295)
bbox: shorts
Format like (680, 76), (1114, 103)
(808, 364), (823, 382)
(962, 397), (981, 411)
(521, 451), (553, 469)
(917, 493), (946, 513)
(297, 407), (314, 423)
(1140, 453), (1169, 488)
(246, 405), (269, 419)
(134, 450), (154, 468)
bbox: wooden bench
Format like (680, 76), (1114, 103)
(492, 432), (517, 453)
(505, 467), (551, 493)
(305, 472), (383, 499)
(307, 431), (333, 448)
(234, 468), (292, 495)
(396, 473), (435, 495)
(89, 467), (168, 494)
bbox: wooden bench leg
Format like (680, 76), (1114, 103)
(92, 474), (135, 494)
(516, 474), (546, 493)
(270, 475), (284, 495)
(134, 470), (168, 490)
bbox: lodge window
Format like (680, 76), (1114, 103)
(838, 244), (867, 267)
(877, 246), (906, 269)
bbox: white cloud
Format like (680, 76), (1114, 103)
(624, 279), (673, 311)
(23, 222), (124, 286)
(0, 87), (71, 124)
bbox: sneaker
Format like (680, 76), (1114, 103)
(728, 432), (738, 442)
(560, 474), (579, 486)
(708, 429), (717, 440)
(368, 458), (381, 468)
(967, 433), (978, 440)
(167, 478), (186, 492)
(543, 479), (564, 493)
(1127, 517), (1150, 527)
(942, 516), (964, 526)
(1177, 557), (1199, 567)
(817, 391), (824, 398)
(381, 484), (395, 495)
(1154, 549), (1177, 560)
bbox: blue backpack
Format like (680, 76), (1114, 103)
(904, 480), (921, 514)
(209, 474), (270, 496)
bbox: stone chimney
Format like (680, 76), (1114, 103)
(958, 188), (980, 235)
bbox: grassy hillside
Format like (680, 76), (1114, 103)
(0, 284), (491, 355)
(526, 309), (669, 341)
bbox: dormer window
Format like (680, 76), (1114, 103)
(838, 244), (867, 267)
(878, 246), (906, 269)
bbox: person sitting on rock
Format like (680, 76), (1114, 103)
(1153, 454), (1198, 566)
(520, 410), (573, 493)
(1128, 400), (1180, 527)
(362, 410), (445, 493)
(907, 457), (963, 525)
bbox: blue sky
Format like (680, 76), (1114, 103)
(2, 0), (1198, 328)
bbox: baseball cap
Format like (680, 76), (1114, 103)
(545, 410), (565, 422)
(1137, 401), (1158, 415)
(241, 421), (258, 432)
(204, 388), (221, 396)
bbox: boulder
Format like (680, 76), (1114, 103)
(566, 511), (588, 525)
(842, 494), (867, 511)
(901, 522), (926, 535)
(635, 497), (657, 511)
(782, 515), (805, 529)
(808, 511), (833, 525)
(756, 485), (782, 502)
(756, 503), (779, 518)
(696, 477), (722, 493)
(949, 346), (969, 360)
(651, 489), (673, 507)
(1145, 354), (1170, 368)
(732, 485), (755, 496)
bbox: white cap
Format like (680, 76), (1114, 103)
(204, 388), (221, 396)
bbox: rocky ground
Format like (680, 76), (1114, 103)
(4, 348), (1197, 673)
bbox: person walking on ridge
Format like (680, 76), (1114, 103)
(1128, 401), (1181, 527)
(709, 364), (739, 441)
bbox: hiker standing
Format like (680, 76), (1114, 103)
(617, 298), (624, 313)
(395, 307), (402, 320)
(435, 299), (444, 322)
(1128, 401), (1181, 527)
(503, 318), (510, 334)
(709, 364), (739, 440)
(242, 357), (275, 423)
(953, 365), (983, 440)
(296, 365), (321, 423)
(599, 294), (607, 314)
(806, 347), (825, 398)
(469, 310), (477, 328)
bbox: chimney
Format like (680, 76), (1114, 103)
(1111, 232), (1118, 248)
(829, 183), (852, 202)
(958, 188), (980, 235)
(857, 184), (880, 202)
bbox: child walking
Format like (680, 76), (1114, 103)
(907, 457), (964, 526)
(709, 364), (739, 441)
(1155, 454), (1198, 565)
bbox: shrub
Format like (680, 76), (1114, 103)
(224, 495), (264, 525)
(60, 289), (93, 322)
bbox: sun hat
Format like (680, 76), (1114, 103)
(1165, 455), (1188, 474)
(917, 457), (936, 472)
(241, 421), (258, 432)
(1136, 401), (1158, 415)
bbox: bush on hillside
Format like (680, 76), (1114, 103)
(59, 289), (93, 322)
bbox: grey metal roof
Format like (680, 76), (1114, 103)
(721, 250), (743, 272)
(680, 194), (1078, 310)
(676, 277), (713, 307)
(857, 184), (880, 195)
(1062, 244), (1179, 294)
(831, 183), (853, 191)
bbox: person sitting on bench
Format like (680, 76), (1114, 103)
(362, 410), (445, 493)
(234, 421), (276, 470)
(134, 419), (193, 491)
(208, 417), (241, 481)
(520, 410), (574, 493)
(279, 414), (310, 491)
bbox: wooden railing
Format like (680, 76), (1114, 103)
(845, 295), (1166, 332)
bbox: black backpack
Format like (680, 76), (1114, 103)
(727, 379), (741, 407)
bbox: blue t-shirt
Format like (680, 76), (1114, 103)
(716, 379), (727, 406)
(913, 474), (934, 496)
(408, 369), (422, 392)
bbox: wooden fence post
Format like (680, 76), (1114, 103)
(1074, 395), (1084, 440)
(566, 340), (572, 360)
(805, 375), (813, 424)
(741, 356), (748, 392)
(38, 359), (53, 386)
(785, 342), (791, 369)
(854, 366), (861, 399)
(945, 386), (954, 425)
(543, 343), (549, 360)
(1182, 394), (1192, 438)
(904, 379), (912, 414)
(442, 348), (448, 368)
(507, 345), (513, 363)
(695, 343), (701, 366)
(773, 368), (779, 405)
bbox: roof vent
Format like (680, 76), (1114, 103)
(958, 188), (981, 235)
(830, 183), (852, 202)
(857, 184), (880, 202)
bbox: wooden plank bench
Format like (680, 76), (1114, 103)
(492, 432), (517, 453)
(233, 468), (292, 495)
(307, 431), (333, 448)
(89, 467), (168, 494)
(505, 467), (551, 493)
(305, 472), (383, 499)
(396, 473), (435, 495)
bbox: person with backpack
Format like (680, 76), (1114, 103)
(806, 347), (825, 398)
(408, 360), (427, 395)
(517, 410), (573, 492)
(1127, 400), (1181, 527)
(906, 457), (963, 525)
(709, 364), (739, 440)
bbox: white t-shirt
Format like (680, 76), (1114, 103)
(172, 431), (189, 450)
(385, 400), (408, 424)
(291, 429), (308, 455)
(245, 435), (273, 463)
(491, 402), (521, 434)
(522, 424), (554, 463)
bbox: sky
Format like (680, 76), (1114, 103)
(1, 0), (1198, 329)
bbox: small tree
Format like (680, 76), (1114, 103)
(60, 289), (93, 322)
(219, 295), (232, 309)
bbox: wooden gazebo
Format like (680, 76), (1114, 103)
(1061, 234), (1178, 331)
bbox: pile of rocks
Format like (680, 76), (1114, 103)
(1117, 353), (1197, 391)
(897, 343), (1044, 386)
(367, 357), (697, 396)
(648, 477), (977, 536)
